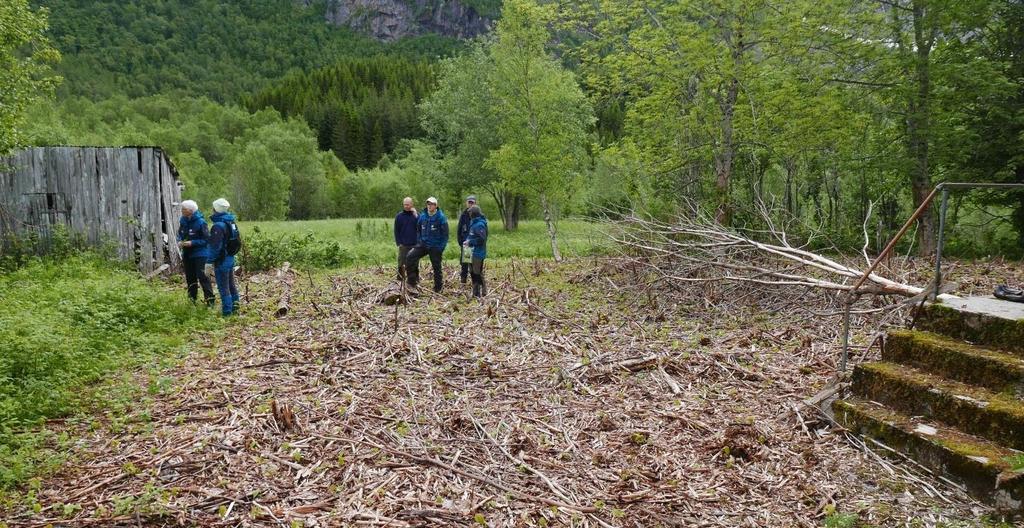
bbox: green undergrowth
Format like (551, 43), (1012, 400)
(0, 254), (223, 489)
(241, 218), (613, 271)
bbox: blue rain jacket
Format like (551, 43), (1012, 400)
(177, 210), (211, 261)
(466, 215), (488, 259)
(207, 211), (237, 265)
(417, 209), (449, 250)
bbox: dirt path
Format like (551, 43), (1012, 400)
(3, 260), (996, 527)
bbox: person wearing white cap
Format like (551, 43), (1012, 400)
(206, 198), (241, 316)
(176, 199), (215, 306)
(406, 196), (449, 293)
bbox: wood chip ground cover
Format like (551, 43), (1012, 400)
(1, 258), (1007, 527)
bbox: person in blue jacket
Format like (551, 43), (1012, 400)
(177, 200), (215, 306)
(406, 196), (449, 293)
(463, 205), (488, 298)
(394, 196), (418, 281)
(206, 198), (240, 316)
(456, 195), (477, 284)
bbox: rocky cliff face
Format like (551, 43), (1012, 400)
(319, 0), (493, 41)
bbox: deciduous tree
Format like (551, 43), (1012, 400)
(230, 143), (290, 221)
(486, 0), (593, 259)
(0, 0), (60, 155)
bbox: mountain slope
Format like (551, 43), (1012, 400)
(319, 0), (496, 41)
(35, 0), (461, 101)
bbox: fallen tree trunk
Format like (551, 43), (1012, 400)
(145, 263), (170, 280)
(586, 355), (667, 380)
(612, 211), (924, 298)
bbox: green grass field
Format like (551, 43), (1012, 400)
(242, 218), (611, 268)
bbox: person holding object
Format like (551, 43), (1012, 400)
(406, 196), (449, 293)
(177, 199), (215, 306)
(464, 205), (488, 298)
(394, 197), (418, 281)
(456, 195), (477, 284)
(207, 198), (241, 316)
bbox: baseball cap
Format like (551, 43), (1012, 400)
(426, 196), (438, 204)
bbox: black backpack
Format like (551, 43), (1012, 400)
(217, 219), (242, 257)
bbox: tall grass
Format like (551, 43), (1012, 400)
(240, 218), (611, 270)
(0, 254), (221, 488)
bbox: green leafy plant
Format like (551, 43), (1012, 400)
(1004, 454), (1024, 472)
(0, 252), (220, 488)
(824, 510), (859, 528)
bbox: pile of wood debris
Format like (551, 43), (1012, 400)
(3, 258), (1000, 527)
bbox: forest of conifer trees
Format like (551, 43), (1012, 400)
(243, 58), (436, 169)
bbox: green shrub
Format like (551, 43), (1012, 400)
(240, 226), (354, 272)
(0, 226), (112, 273)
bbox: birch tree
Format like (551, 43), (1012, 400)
(487, 0), (593, 260)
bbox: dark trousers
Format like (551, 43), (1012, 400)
(470, 257), (486, 297)
(397, 244), (413, 281)
(184, 257), (214, 305)
(406, 246), (444, 292)
(460, 246), (470, 283)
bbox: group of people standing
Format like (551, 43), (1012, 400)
(394, 195), (488, 297)
(178, 194), (487, 314)
(177, 198), (240, 316)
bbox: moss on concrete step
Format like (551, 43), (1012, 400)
(852, 361), (1024, 450)
(884, 330), (1024, 396)
(918, 303), (1024, 357)
(833, 398), (1024, 512)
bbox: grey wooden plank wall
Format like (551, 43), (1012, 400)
(0, 146), (183, 272)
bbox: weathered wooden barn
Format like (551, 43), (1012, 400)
(0, 146), (184, 272)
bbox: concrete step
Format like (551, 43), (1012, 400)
(833, 397), (1024, 511)
(918, 299), (1024, 357)
(852, 361), (1024, 450)
(884, 330), (1024, 397)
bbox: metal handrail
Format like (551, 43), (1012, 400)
(839, 181), (1024, 372)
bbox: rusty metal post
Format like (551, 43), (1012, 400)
(932, 187), (949, 301)
(840, 295), (853, 372)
